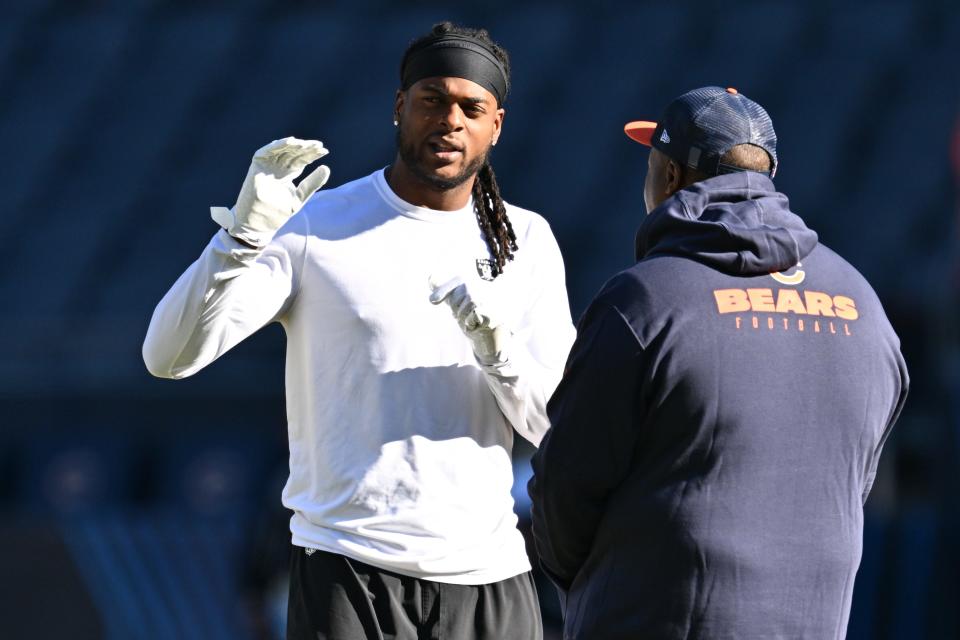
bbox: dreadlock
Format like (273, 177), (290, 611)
(402, 22), (518, 277)
(472, 161), (517, 277)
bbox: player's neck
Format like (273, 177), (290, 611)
(386, 161), (475, 211)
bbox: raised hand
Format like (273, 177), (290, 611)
(211, 137), (330, 248)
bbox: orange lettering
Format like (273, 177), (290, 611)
(833, 295), (859, 320)
(814, 320), (821, 333)
(767, 317), (774, 329)
(844, 324), (852, 336)
(747, 288), (776, 312)
(715, 289), (750, 313)
(804, 291), (836, 317)
(798, 319), (805, 332)
(782, 318), (789, 330)
(775, 289), (807, 314)
(752, 316), (759, 329)
(735, 317), (742, 329)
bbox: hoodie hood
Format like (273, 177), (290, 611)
(635, 172), (818, 276)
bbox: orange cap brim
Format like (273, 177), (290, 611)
(624, 120), (657, 146)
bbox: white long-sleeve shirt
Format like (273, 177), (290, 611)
(143, 169), (575, 584)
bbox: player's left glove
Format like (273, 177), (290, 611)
(429, 274), (512, 367)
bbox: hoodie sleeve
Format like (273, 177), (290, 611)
(528, 299), (644, 590)
(862, 338), (910, 504)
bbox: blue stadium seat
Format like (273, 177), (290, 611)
(60, 512), (248, 640)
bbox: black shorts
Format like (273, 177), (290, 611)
(287, 547), (543, 640)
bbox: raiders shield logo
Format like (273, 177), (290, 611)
(476, 258), (497, 281)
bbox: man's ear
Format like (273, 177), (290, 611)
(394, 89), (405, 122)
(665, 159), (683, 197)
(492, 107), (505, 145)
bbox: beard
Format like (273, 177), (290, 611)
(396, 127), (488, 191)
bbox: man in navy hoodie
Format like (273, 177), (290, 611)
(528, 87), (909, 639)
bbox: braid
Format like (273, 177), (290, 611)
(473, 162), (517, 277)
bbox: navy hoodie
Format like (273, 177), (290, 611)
(529, 172), (908, 640)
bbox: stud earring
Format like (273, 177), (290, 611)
(393, 118), (399, 126)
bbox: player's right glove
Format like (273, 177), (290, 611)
(210, 137), (330, 248)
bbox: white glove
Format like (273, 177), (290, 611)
(211, 137), (330, 248)
(429, 275), (512, 366)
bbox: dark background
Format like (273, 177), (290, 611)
(2, 1), (959, 638)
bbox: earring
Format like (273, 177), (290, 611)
(393, 118), (399, 126)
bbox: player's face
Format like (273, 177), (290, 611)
(395, 77), (504, 190)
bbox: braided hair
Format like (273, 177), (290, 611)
(402, 22), (518, 277)
(472, 161), (517, 277)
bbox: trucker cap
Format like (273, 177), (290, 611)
(624, 86), (778, 178)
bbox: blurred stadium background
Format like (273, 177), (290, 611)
(2, 0), (959, 638)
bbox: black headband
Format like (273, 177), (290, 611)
(401, 34), (508, 106)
